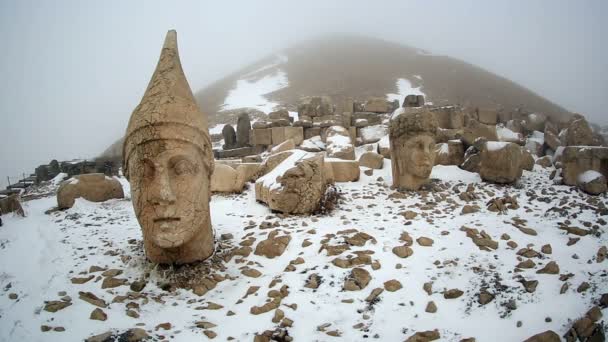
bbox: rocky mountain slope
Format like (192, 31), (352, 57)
(195, 34), (571, 127)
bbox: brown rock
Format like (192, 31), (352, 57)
(541, 244), (552, 254)
(536, 261), (559, 275)
(443, 289), (464, 299)
(254, 234), (291, 258)
(255, 152), (327, 214)
(78, 292), (107, 308)
(478, 292), (494, 305)
(416, 237), (434, 247)
(343, 268), (371, 291)
(43, 300), (72, 313)
(479, 142), (523, 184)
(384, 279), (402, 292)
(405, 329), (440, 342)
(392, 246), (414, 258)
(523, 330), (561, 342)
(425, 301), (437, 313)
(89, 308), (107, 321)
(359, 152), (384, 169)
(57, 173), (124, 209)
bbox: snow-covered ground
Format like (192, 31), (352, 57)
(386, 78), (429, 105)
(0, 162), (607, 341)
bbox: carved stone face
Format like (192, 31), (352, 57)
(401, 135), (436, 179)
(129, 139), (210, 251)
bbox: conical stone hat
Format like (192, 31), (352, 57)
(123, 30), (211, 178)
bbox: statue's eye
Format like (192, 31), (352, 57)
(143, 159), (155, 179)
(173, 159), (195, 175)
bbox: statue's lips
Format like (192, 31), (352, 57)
(153, 217), (181, 223)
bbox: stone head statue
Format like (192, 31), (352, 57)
(123, 30), (215, 264)
(389, 108), (438, 190)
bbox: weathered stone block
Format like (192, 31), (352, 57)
(326, 159), (360, 182)
(272, 127), (304, 146)
(561, 146), (608, 186)
(477, 108), (498, 125)
(479, 142), (523, 184)
(304, 127), (321, 140)
(251, 128), (272, 146)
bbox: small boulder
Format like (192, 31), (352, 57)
(57, 174), (124, 209)
(479, 142), (523, 184)
(577, 170), (607, 195)
(358, 152), (383, 169)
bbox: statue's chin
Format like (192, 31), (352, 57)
(151, 231), (189, 249)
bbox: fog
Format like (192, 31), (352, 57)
(0, 0), (606, 187)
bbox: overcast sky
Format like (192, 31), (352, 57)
(0, 0), (606, 187)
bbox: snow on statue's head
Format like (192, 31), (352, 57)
(389, 108), (438, 191)
(123, 30), (214, 264)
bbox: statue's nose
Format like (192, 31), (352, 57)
(151, 172), (176, 205)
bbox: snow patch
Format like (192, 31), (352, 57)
(359, 125), (388, 143)
(578, 170), (604, 184)
(497, 125), (521, 142)
(222, 70), (288, 114)
(431, 165), (481, 183)
(386, 78), (426, 105)
(257, 149), (309, 191)
(486, 141), (509, 152)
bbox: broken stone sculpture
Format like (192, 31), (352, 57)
(389, 108), (438, 190)
(123, 30), (215, 264)
(57, 173), (124, 209)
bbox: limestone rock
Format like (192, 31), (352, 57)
(326, 126), (355, 160)
(359, 152), (384, 169)
(462, 120), (498, 147)
(270, 139), (296, 155)
(430, 106), (463, 129)
(384, 279), (402, 292)
(392, 246), (414, 258)
(535, 156), (553, 168)
(271, 126), (304, 146)
(251, 128), (272, 145)
(0, 194), (25, 216)
(57, 174), (124, 209)
(210, 164), (239, 193)
(536, 261), (560, 274)
(297, 96), (334, 118)
(364, 97), (393, 113)
(435, 140), (465, 166)
(560, 146), (608, 186)
(325, 159), (360, 182)
(405, 330), (440, 342)
(255, 151), (326, 214)
(254, 233), (291, 258)
(477, 108), (498, 125)
(521, 148), (535, 171)
(479, 142), (523, 184)
(402, 94), (425, 108)
(565, 116), (595, 146)
(343, 268), (371, 291)
(523, 330), (561, 342)
(577, 170), (607, 195)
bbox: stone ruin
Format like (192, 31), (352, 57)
(212, 87), (607, 204)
